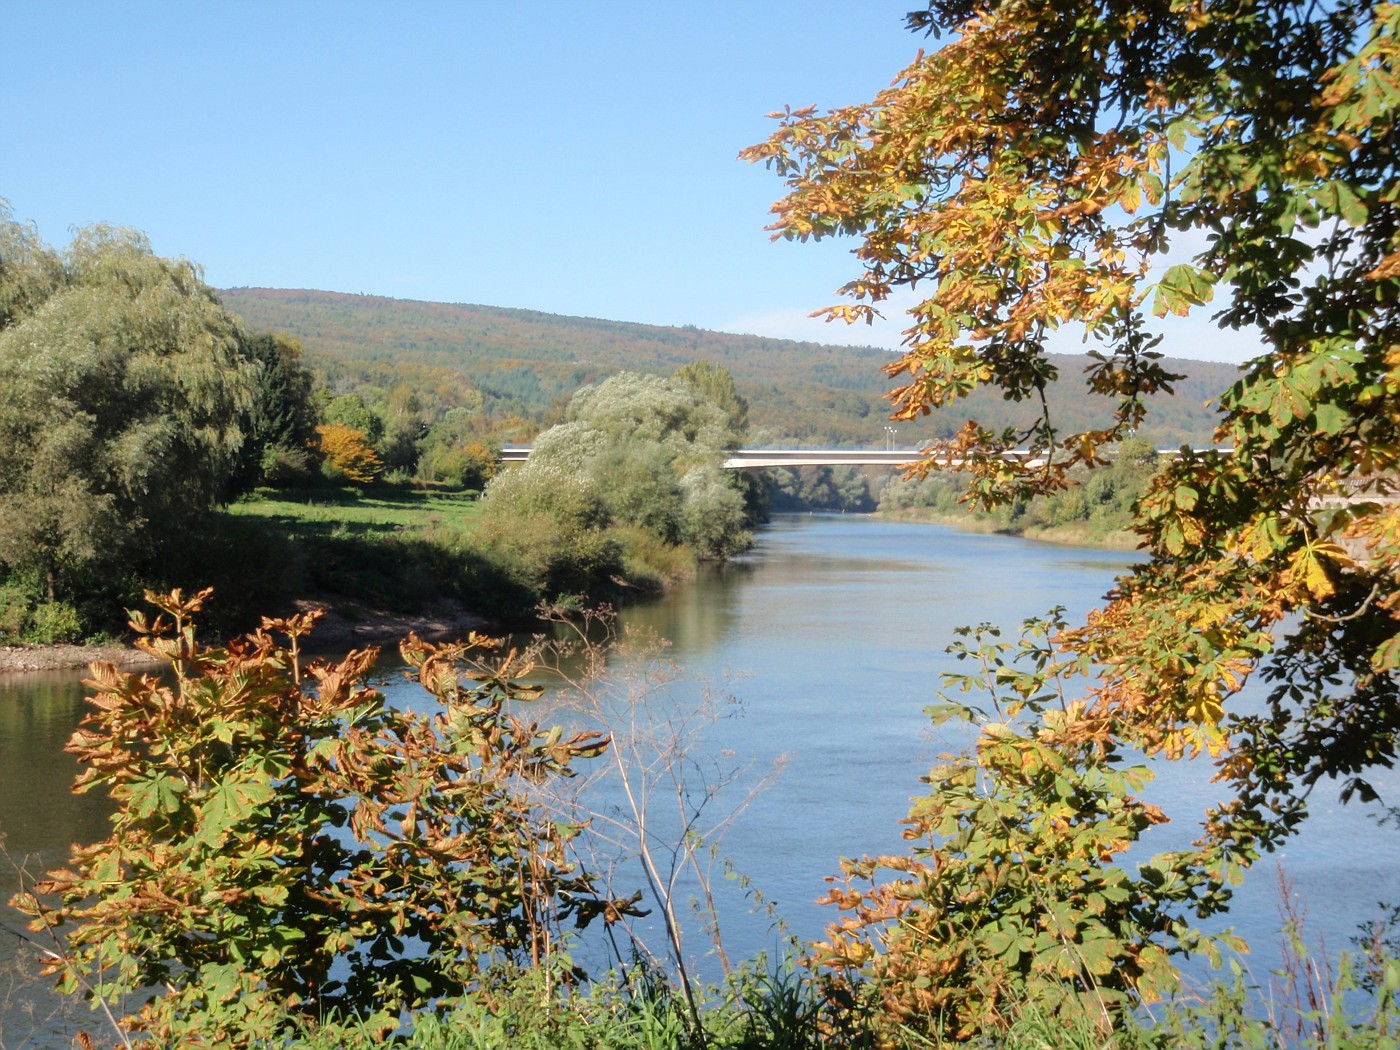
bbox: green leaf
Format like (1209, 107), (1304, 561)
(1372, 634), (1400, 672)
(1313, 401), (1351, 436)
(1315, 180), (1369, 226)
(200, 961), (243, 1005)
(1151, 264), (1218, 318)
(194, 777), (276, 848)
(129, 773), (186, 819)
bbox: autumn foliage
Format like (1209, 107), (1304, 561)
(11, 589), (630, 1047)
(748, 0), (1400, 1039)
(315, 422), (383, 484)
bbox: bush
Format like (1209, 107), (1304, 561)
(260, 444), (319, 487)
(474, 511), (624, 601)
(613, 524), (695, 591)
(809, 615), (1237, 1043)
(11, 590), (633, 1047)
(0, 580), (30, 642)
(476, 465), (623, 601)
(26, 600), (83, 644)
(0, 580), (86, 644)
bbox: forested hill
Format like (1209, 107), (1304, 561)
(219, 287), (1241, 447)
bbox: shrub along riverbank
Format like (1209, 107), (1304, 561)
(877, 436), (1163, 550)
(10, 591), (1397, 1050)
(0, 478), (699, 654)
(209, 475), (713, 638)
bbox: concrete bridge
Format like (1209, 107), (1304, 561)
(496, 446), (931, 469)
(497, 446), (1224, 469)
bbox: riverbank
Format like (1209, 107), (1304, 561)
(0, 597), (491, 674)
(0, 508), (1130, 675)
(0, 642), (163, 674)
(877, 506), (1144, 550)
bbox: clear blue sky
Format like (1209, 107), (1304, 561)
(5, 2), (1258, 362)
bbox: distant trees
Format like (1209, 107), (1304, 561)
(0, 212), (258, 607)
(881, 436), (1161, 540)
(220, 288), (1236, 449)
(233, 332), (321, 489)
(321, 392), (385, 446)
(0, 199), (821, 641)
(769, 465), (874, 513)
(417, 408), (497, 490)
(306, 382), (506, 488)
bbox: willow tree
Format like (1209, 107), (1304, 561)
(745, 0), (1400, 1031)
(521, 371), (752, 558)
(0, 214), (257, 601)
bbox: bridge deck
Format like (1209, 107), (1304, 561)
(497, 446), (1228, 468)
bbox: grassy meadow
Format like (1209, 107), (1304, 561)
(184, 484), (531, 635)
(225, 485), (483, 541)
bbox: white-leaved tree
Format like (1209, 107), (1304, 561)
(524, 370), (751, 558)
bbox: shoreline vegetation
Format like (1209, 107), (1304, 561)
(0, 500), (1142, 675)
(877, 504), (1145, 550)
(0, 597), (491, 674)
(0, 423), (1158, 676)
(873, 435), (1162, 552)
(0, 213), (758, 661)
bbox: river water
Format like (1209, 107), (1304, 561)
(0, 514), (1396, 1044)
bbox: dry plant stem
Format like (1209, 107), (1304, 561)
(1274, 866), (1336, 1046)
(610, 736), (706, 1039)
(687, 843), (731, 979)
(3, 849), (134, 1050)
(535, 606), (782, 1043)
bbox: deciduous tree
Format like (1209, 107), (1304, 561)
(12, 589), (625, 1046)
(315, 422), (383, 485)
(746, 0), (1400, 1031)
(0, 217), (257, 600)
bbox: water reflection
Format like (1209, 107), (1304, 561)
(0, 671), (116, 1048)
(0, 514), (1396, 1039)
(0, 672), (112, 875)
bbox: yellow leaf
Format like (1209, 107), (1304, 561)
(1287, 540), (1355, 601)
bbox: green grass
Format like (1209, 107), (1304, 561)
(226, 484), (482, 541)
(159, 483), (530, 632)
(210, 482), (675, 629)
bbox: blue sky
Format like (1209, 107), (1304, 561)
(5, 2), (1260, 362)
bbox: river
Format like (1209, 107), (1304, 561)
(0, 514), (1396, 1044)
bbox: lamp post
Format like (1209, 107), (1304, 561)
(884, 425), (898, 450)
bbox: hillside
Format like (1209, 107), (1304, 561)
(219, 287), (1241, 448)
